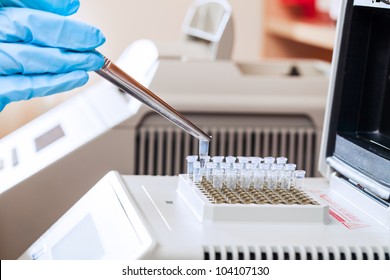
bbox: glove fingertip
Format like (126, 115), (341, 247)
(52, 0), (81, 16)
(97, 30), (106, 47)
(96, 52), (106, 69)
(69, 70), (89, 87)
(89, 29), (106, 49)
(83, 52), (106, 72)
(64, 0), (81, 16)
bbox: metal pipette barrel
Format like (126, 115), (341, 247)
(96, 56), (211, 142)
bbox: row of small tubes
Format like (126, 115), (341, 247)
(186, 155), (306, 190)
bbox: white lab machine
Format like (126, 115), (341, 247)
(0, 59), (330, 260)
(0, 43), (329, 259)
(155, 0), (234, 60)
(18, 171), (389, 260)
(17, 0), (390, 260)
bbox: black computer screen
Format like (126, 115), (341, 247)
(329, 2), (390, 188)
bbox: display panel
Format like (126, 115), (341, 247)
(51, 213), (104, 260)
(34, 125), (65, 152)
(327, 1), (390, 192)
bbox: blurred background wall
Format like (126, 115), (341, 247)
(74, 0), (263, 62)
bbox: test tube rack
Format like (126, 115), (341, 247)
(177, 174), (329, 224)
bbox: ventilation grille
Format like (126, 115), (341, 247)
(203, 245), (390, 260)
(134, 113), (319, 176)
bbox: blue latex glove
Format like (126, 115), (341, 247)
(0, 0), (106, 111)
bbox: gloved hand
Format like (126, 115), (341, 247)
(0, 0), (106, 111)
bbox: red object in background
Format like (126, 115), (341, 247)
(281, 0), (317, 17)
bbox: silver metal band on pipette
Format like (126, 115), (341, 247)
(96, 56), (211, 142)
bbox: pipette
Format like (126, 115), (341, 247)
(96, 55), (212, 167)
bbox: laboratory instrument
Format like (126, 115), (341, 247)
(0, 46), (330, 259)
(17, 0), (390, 260)
(18, 167), (388, 260)
(155, 0), (233, 60)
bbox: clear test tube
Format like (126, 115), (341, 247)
(213, 169), (224, 189)
(220, 162), (231, 184)
(253, 169), (266, 189)
(199, 156), (210, 178)
(259, 163), (270, 170)
(225, 156), (237, 170)
(264, 157), (275, 165)
(280, 170), (292, 189)
(199, 139), (210, 169)
(211, 156), (225, 170)
(240, 169), (252, 189)
(226, 169), (237, 189)
(284, 163), (297, 172)
(246, 163), (256, 171)
(233, 162), (243, 171)
(259, 162), (270, 187)
(267, 167), (278, 190)
(233, 163), (243, 184)
(276, 157), (288, 165)
(186, 155), (198, 178)
(206, 162), (217, 182)
(246, 163), (256, 186)
(294, 170), (306, 190)
(250, 157), (263, 168)
(193, 161), (202, 183)
(273, 163), (284, 186)
(281, 163), (296, 189)
(237, 156), (250, 169)
(220, 162), (230, 171)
